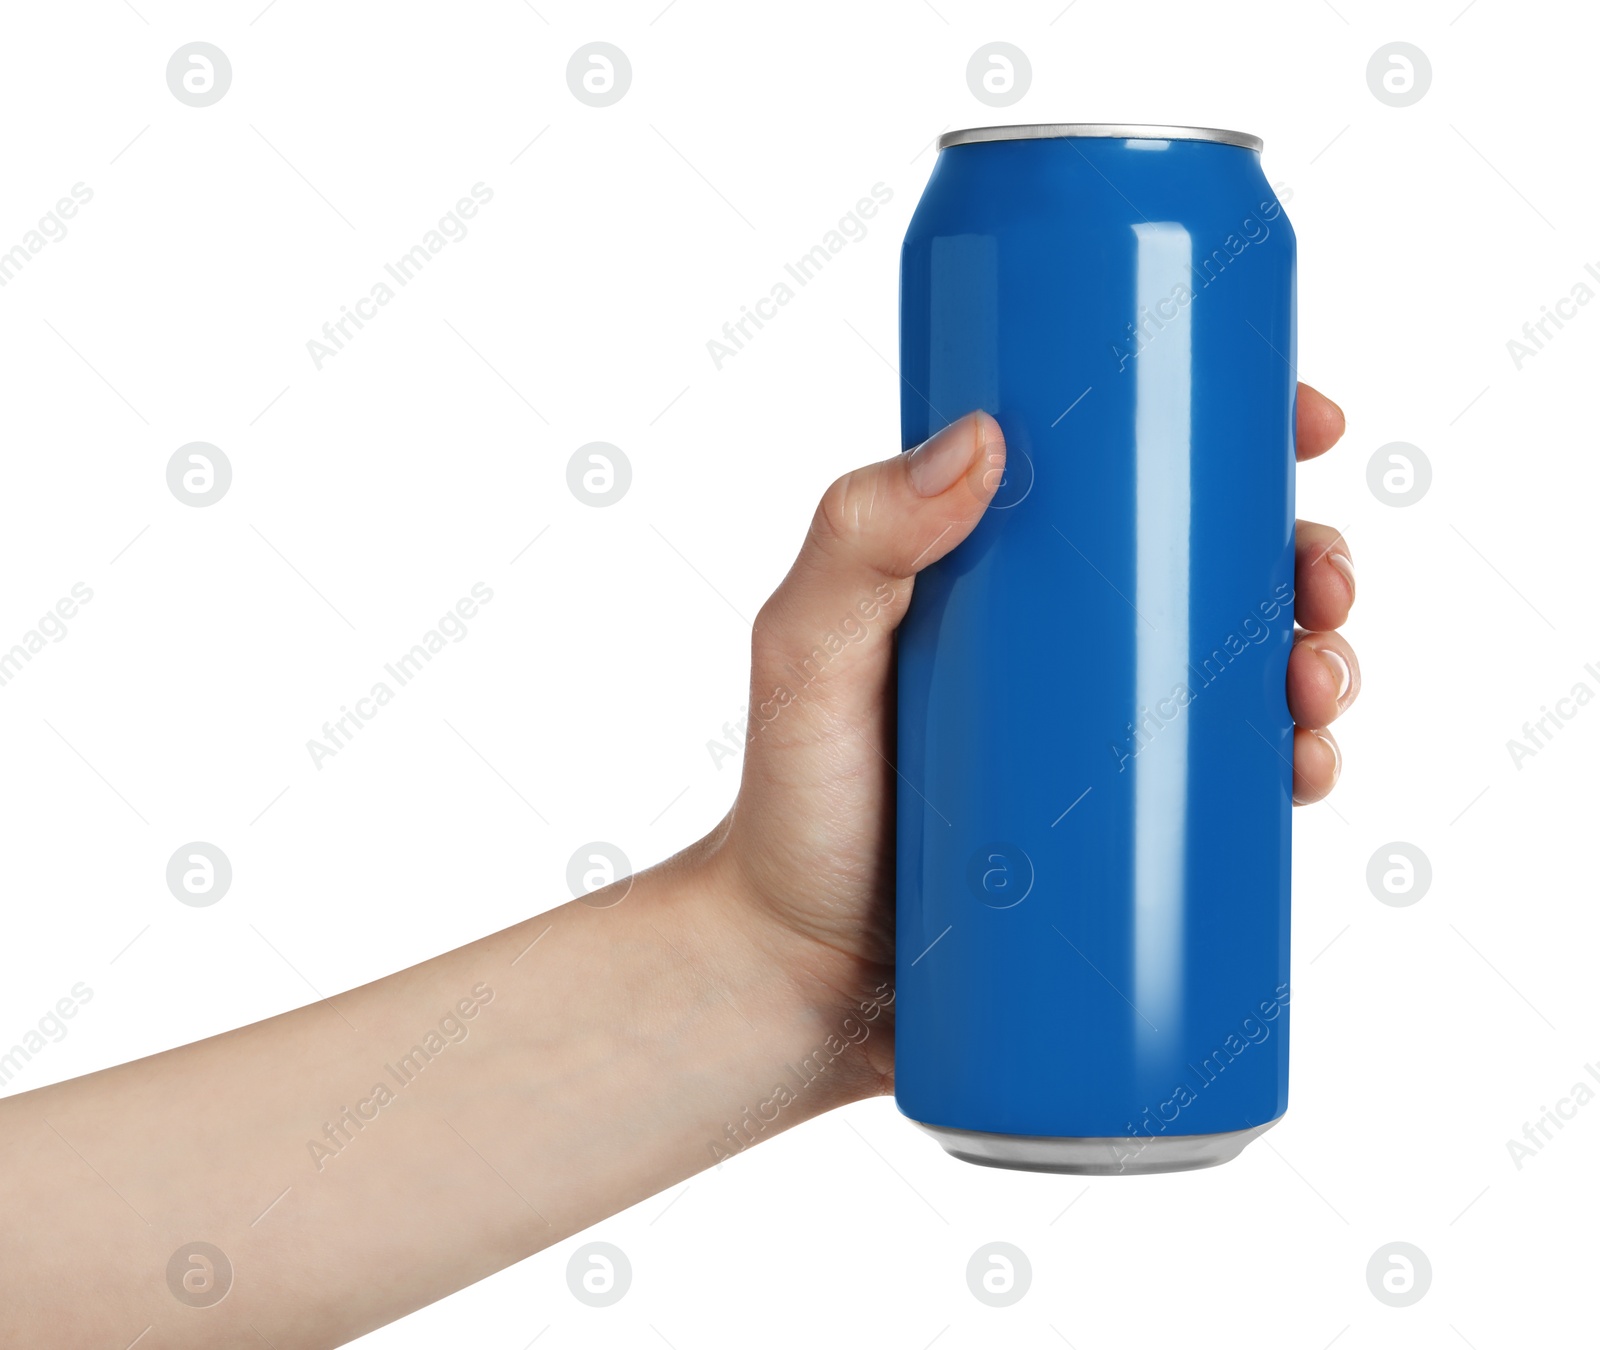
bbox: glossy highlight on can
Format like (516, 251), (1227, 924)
(894, 124), (1297, 1175)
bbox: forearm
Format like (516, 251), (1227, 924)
(0, 844), (878, 1348)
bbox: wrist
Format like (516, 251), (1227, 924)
(663, 834), (894, 1118)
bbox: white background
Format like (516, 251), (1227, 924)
(1, 0), (1594, 1345)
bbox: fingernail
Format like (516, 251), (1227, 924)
(1320, 728), (1342, 783)
(1327, 549), (1356, 606)
(1293, 728), (1342, 805)
(1320, 646), (1354, 710)
(907, 416), (980, 498)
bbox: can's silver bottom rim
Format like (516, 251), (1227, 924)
(917, 1118), (1279, 1176)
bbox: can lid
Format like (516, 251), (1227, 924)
(939, 123), (1263, 153)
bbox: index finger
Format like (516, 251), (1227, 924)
(1296, 383), (1345, 462)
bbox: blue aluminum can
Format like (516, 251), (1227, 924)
(895, 124), (1296, 1174)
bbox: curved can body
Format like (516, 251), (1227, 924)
(894, 128), (1296, 1174)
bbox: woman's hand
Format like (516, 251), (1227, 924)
(703, 385), (1357, 1096)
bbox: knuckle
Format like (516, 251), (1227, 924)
(813, 470), (867, 553)
(750, 591), (794, 662)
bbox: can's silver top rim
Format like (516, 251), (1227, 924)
(940, 123), (1264, 153)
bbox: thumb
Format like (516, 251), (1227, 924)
(753, 411), (1006, 669)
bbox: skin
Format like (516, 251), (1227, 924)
(0, 386), (1355, 1347)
